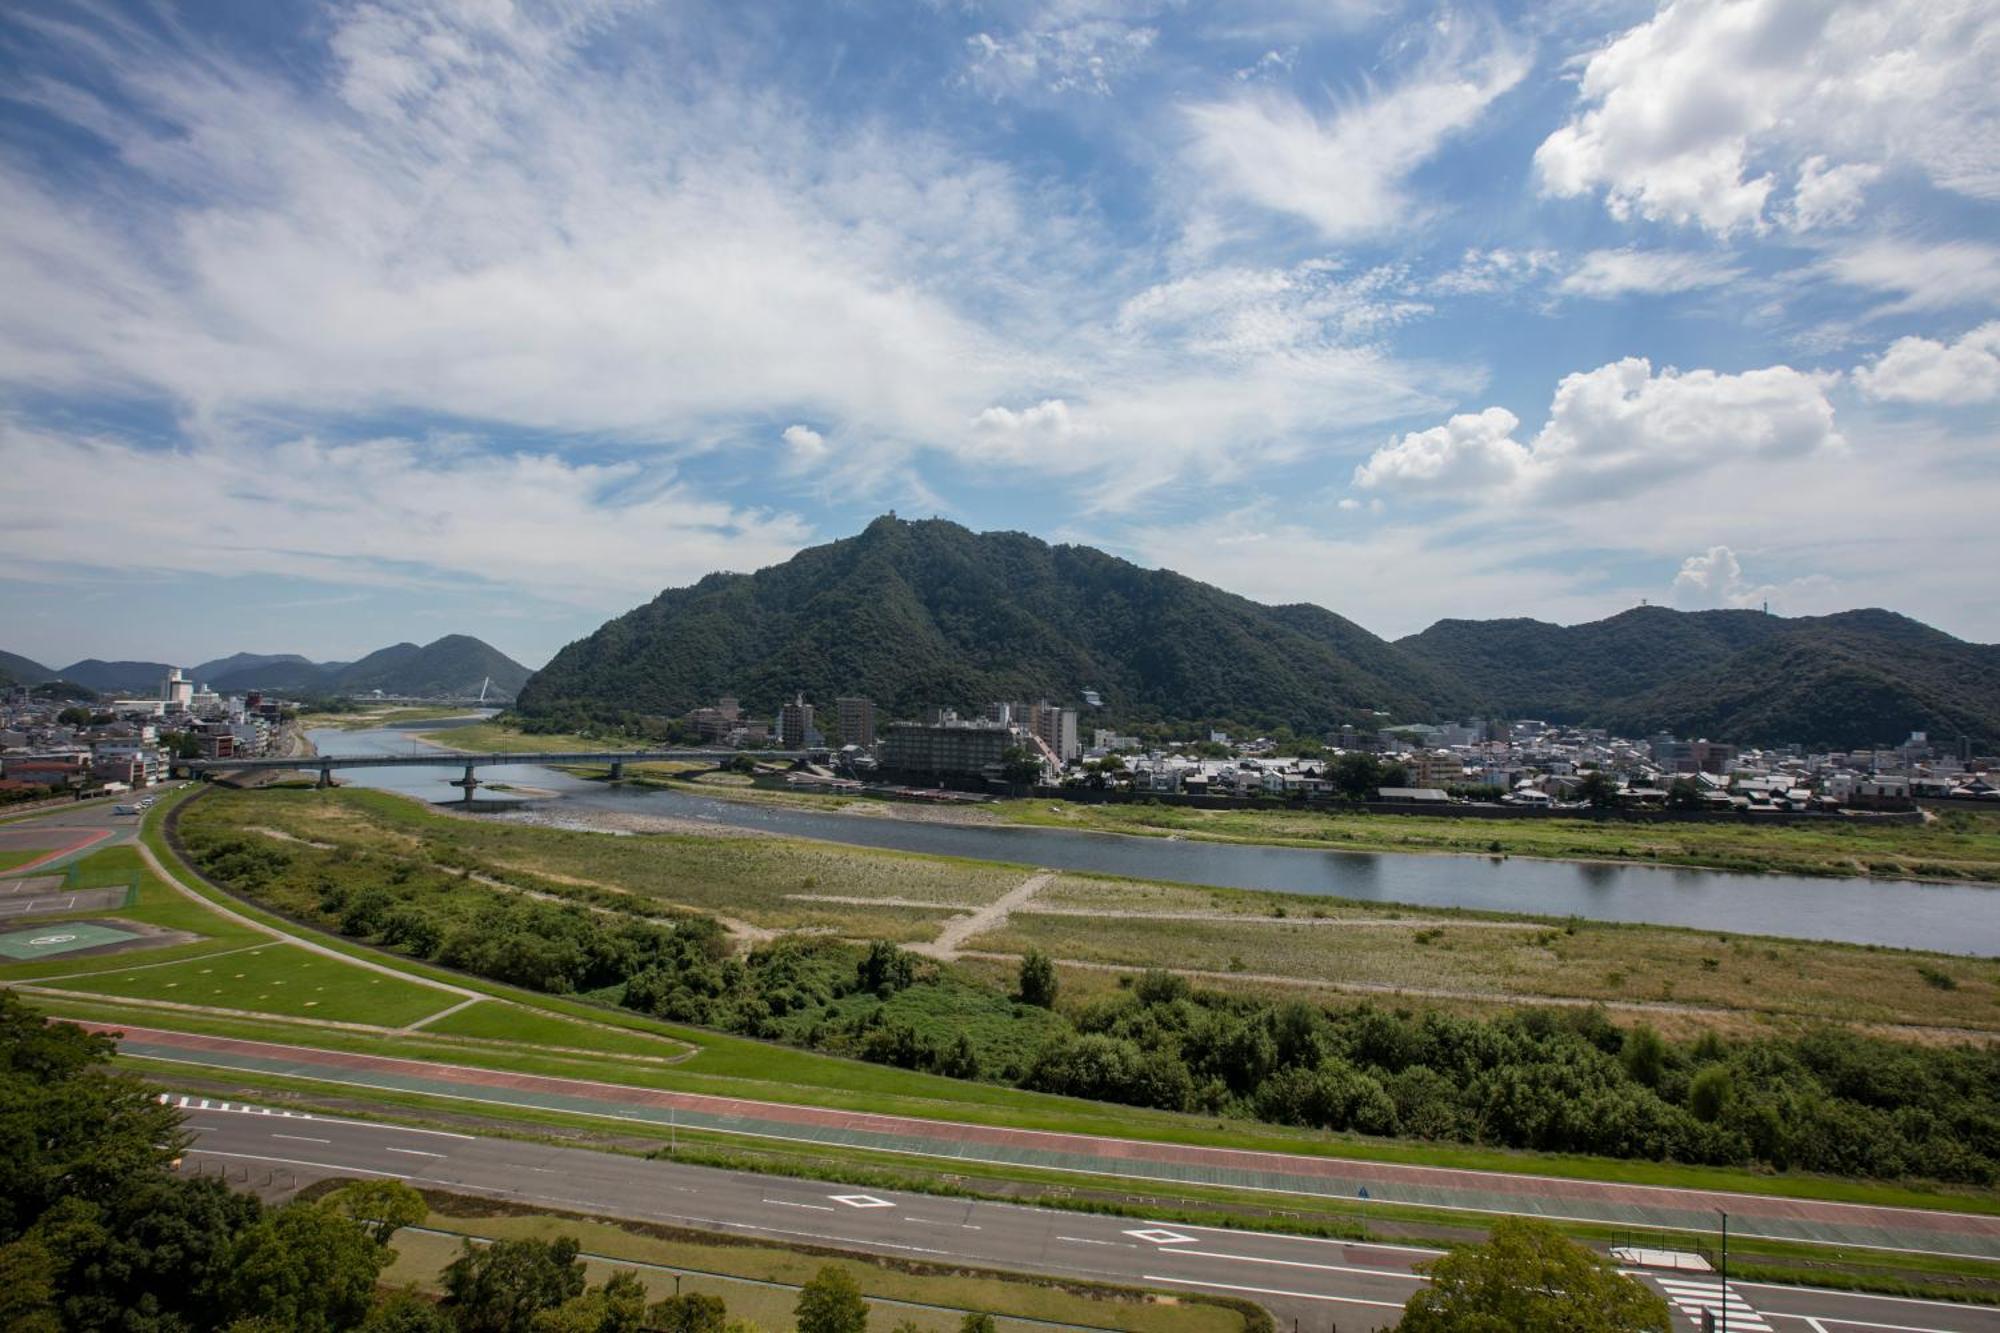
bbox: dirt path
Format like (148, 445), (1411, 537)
(912, 869), (1053, 961)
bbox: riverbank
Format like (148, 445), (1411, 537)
(188, 785), (2000, 1041)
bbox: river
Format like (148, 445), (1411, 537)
(308, 719), (1999, 955)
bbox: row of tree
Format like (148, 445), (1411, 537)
(180, 821), (2000, 1186)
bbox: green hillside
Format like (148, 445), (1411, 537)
(0, 649), (53, 686)
(330, 634), (532, 699)
(1401, 607), (2000, 748)
(519, 515), (1475, 731)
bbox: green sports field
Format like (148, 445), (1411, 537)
(50, 942), (463, 1026)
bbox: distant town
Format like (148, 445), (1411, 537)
(12, 664), (1991, 816)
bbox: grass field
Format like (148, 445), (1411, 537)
(412, 721), (644, 753)
(51, 942), (464, 1026)
(381, 1203), (1250, 1333)
(0, 847), (46, 872)
(417, 998), (693, 1057)
(995, 799), (2000, 883)
(179, 787), (2000, 1037)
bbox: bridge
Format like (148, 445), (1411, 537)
(186, 750), (815, 800)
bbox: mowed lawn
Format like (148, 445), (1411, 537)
(54, 942), (462, 1027)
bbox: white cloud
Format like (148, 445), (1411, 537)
(782, 424), (830, 462)
(1183, 17), (1529, 239)
(1853, 323), (2000, 405)
(1352, 407), (1529, 493)
(964, 7), (1159, 98)
(0, 420), (812, 608)
(1429, 248), (1560, 297)
(1787, 156), (1882, 231)
(1558, 248), (1742, 298)
(1354, 358), (1842, 499)
(1670, 544), (1841, 614)
(1815, 239), (2000, 316)
(1535, 0), (2000, 234)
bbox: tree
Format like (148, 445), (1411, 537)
(1398, 1218), (1672, 1332)
(220, 1203), (390, 1333)
(1576, 769), (1621, 809)
(530, 1269), (648, 1333)
(0, 992), (189, 1239)
(1017, 949), (1058, 1008)
(795, 1265), (869, 1333)
(1689, 1065), (1735, 1122)
(1621, 1025), (1667, 1088)
(442, 1235), (587, 1333)
(998, 746), (1045, 787)
(331, 1178), (428, 1246)
(1330, 752), (1381, 801)
(0, 1237), (59, 1333)
(857, 940), (917, 998)
(56, 706), (93, 727)
(961, 1315), (997, 1333)
(1666, 776), (1704, 810)
(361, 1289), (457, 1332)
(648, 1291), (729, 1333)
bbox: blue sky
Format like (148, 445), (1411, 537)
(1, 0), (1995, 670)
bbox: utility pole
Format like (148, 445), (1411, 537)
(1718, 1208), (1729, 1333)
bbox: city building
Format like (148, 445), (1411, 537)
(161, 667), (192, 711)
(835, 696), (877, 750)
(877, 719), (1014, 780)
(778, 695), (815, 749)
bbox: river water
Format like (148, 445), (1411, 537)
(309, 719), (2000, 955)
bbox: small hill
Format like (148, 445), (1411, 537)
(193, 652), (323, 683)
(519, 515), (1476, 731)
(0, 649), (53, 687)
(1400, 607), (2000, 748)
(56, 659), (177, 696)
(329, 635), (531, 699)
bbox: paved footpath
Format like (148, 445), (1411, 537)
(91, 1021), (2000, 1260)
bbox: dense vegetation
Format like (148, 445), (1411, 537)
(517, 514), (1476, 734)
(0, 646), (53, 686)
(0, 993), (772, 1331)
(1400, 605), (2000, 748)
(180, 821), (2000, 1187)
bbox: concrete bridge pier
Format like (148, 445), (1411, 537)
(452, 763), (481, 802)
(608, 760), (625, 782)
(317, 765), (334, 790)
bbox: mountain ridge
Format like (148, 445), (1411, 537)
(520, 516), (1998, 749)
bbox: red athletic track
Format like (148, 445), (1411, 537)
(84, 1021), (2000, 1252)
(0, 827), (112, 877)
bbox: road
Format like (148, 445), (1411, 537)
(99, 1021), (2000, 1263)
(173, 1097), (2000, 1333)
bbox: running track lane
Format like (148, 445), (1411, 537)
(0, 827), (113, 877)
(86, 1021), (2000, 1258)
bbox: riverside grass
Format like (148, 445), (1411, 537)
(184, 785), (2000, 1037)
(65, 784), (1993, 1222)
(996, 797), (2000, 884)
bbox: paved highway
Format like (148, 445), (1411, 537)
(174, 1097), (2000, 1333)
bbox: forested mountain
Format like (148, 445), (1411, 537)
(193, 651), (335, 683)
(1400, 607), (2000, 748)
(55, 658), (176, 694)
(325, 634), (532, 698)
(0, 648), (52, 685)
(205, 657), (347, 694)
(520, 515), (1476, 731)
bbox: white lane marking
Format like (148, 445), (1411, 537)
(829, 1194), (895, 1209)
(1145, 1276), (1403, 1309)
(1124, 1227), (1197, 1245)
(271, 1134), (332, 1144)
(125, 1056), (1997, 1264)
(764, 1199), (837, 1213)
(1766, 1318), (1963, 1333)
(1169, 1249), (1426, 1283)
(1057, 1236), (1133, 1248)
(386, 1147), (445, 1158)
(1738, 1282), (2000, 1315)
(190, 1149), (411, 1180)
(1142, 1219), (1446, 1258)
(1652, 1277), (1771, 1333)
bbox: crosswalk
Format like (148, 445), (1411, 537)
(1653, 1275), (1771, 1331)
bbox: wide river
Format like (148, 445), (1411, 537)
(310, 720), (2000, 955)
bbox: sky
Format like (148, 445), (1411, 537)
(1, 0), (1995, 671)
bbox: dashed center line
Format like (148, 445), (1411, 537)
(386, 1147), (444, 1158)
